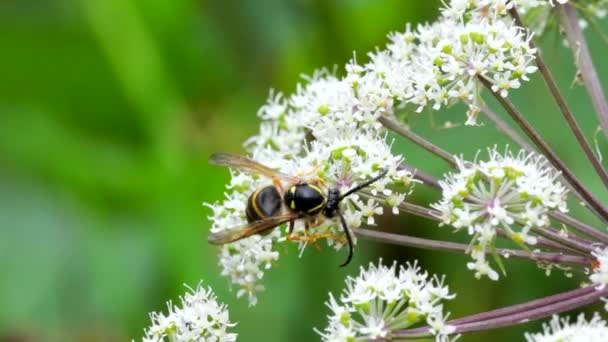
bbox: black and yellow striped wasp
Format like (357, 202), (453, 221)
(207, 153), (387, 266)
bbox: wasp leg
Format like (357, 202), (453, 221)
(286, 220), (316, 248)
(307, 232), (347, 245)
(286, 221), (323, 250)
(285, 220), (296, 240)
(272, 177), (284, 193)
(309, 216), (326, 227)
(304, 221), (322, 251)
(300, 218), (347, 244)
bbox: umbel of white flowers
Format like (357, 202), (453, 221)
(316, 260), (456, 341)
(205, 0), (608, 307)
(525, 313), (608, 342)
(205, 70), (415, 305)
(204, 0), (544, 305)
(138, 283), (237, 342)
(432, 147), (568, 280)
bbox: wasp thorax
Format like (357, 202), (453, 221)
(284, 184), (326, 216)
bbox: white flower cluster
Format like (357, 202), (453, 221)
(525, 314), (608, 342)
(140, 283), (237, 342)
(317, 260), (456, 342)
(347, 0), (539, 126)
(518, 0), (608, 35)
(432, 147), (568, 280)
(204, 0), (593, 305)
(590, 247), (608, 289)
(445, 0), (568, 18)
(206, 70), (414, 305)
(491, 0), (607, 34)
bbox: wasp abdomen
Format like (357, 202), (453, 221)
(246, 185), (282, 222)
(284, 184), (326, 216)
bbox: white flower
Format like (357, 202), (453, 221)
(525, 313), (608, 342)
(316, 260), (456, 341)
(431, 147), (568, 280)
(386, 192), (406, 214)
(349, 2), (539, 126)
(446, 0), (607, 35)
(139, 282), (237, 342)
(354, 198), (384, 225)
(590, 247), (608, 289)
(206, 69), (414, 305)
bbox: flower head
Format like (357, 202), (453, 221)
(432, 147), (568, 280)
(206, 70), (414, 305)
(349, 0), (538, 126)
(140, 283), (237, 342)
(525, 313), (608, 342)
(317, 260), (456, 341)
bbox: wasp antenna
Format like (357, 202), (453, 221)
(339, 169), (389, 201)
(337, 210), (354, 267)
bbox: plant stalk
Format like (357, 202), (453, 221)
(551, 211), (608, 244)
(534, 227), (595, 253)
(558, 4), (608, 141)
(353, 228), (591, 266)
(475, 101), (535, 152)
(398, 163), (442, 189)
(394, 286), (608, 338)
(380, 115), (457, 167)
(509, 5), (608, 190)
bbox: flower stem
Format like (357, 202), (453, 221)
(399, 164), (441, 189)
(362, 192), (442, 220)
(475, 101), (535, 152)
(558, 3), (608, 141)
(353, 228), (591, 266)
(509, 5), (608, 191)
(364, 191), (587, 253)
(478, 75), (608, 225)
(534, 226), (595, 253)
(448, 286), (596, 326)
(393, 286), (607, 338)
(551, 211), (608, 244)
(439, 287), (608, 334)
(380, 115), (457, 167)
(395, 200), (440, 221)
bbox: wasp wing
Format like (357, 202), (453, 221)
(209, 153), (299, 183)
(208, 213), (300, 245)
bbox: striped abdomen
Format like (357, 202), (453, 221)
(246, 185), (283, 222)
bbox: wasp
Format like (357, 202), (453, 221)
(207, 153), (387, 266)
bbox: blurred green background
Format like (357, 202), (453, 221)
(2, 1), (608, 341)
